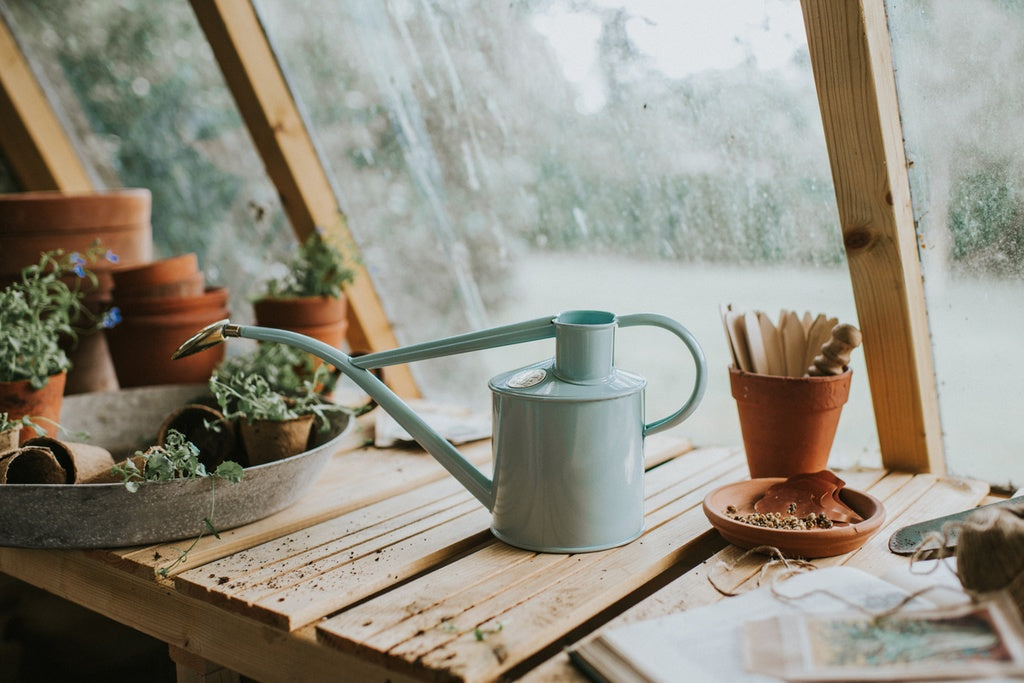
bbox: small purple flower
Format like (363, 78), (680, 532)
(72, 264), (86, 278)
(70, 252), (86, 265)
(105, 250), (120, 264)
(102, 307), (122, 329)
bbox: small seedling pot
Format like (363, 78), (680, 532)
(0, 446), (66, 484)
(23, 436), (115, 484)
(238, 414), (316, 467)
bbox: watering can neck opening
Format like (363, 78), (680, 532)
(553, 313), (617, 383)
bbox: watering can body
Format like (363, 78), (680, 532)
(174, 310), (707, 554)
(489, 359), (647, 551)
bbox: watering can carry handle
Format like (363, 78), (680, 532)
(617, 313), (708, 437)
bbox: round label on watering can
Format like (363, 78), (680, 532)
(506, 368), (547, 389)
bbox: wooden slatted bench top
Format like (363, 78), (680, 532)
(0, 427), (989, 682)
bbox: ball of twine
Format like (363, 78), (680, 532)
(955, 502), (1024, 612)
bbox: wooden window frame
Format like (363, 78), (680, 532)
(801, 0), (944, 473)
(0, 0), (945, 470)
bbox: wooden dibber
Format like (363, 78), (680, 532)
(807, 324), (862, 376)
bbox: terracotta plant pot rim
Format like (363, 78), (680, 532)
(109, 272), (206, 300)
(729, 366), (852, 411)
(109, 309), (230, 329)
(114, 286), (229, 314)
(112, 253), (199, 289)
(0, 189), (152, 232)
(253, 294), (347, 327)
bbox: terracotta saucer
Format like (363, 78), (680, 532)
(702, 478), (886, 558)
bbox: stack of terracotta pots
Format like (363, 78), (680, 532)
(0, 189), (153, 394)
(106, 253), (229, 387)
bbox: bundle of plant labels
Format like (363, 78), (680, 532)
(720, 304), (861, 377)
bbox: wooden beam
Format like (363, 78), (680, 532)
(0, 13), (91, 191)
(189, 0), (419, 397)
(801, 0), (944, 473)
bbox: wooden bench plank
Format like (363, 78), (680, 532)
(170, 434), (697, 631)
(98, 439), (494, 579)
(316, 446), (747, 681)
(318, 446), (739, 648)
(522, 470), (989, 682)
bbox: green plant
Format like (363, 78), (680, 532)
(0, 411), (89, 442)
(209, 371), (344, 430)
(213, 342), (337, 397)
(0, 246), (121, 388)
(112, 428), (244, 493)
(210, 344), (351, 429)
(0, 411), (33, 436)
(261, 230), (355, 299)
(112, 429), (245, 577)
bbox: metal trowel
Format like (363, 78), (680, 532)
(888, 492), (1024, 555)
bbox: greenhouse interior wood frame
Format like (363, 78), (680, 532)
(0, 0), (943, 474)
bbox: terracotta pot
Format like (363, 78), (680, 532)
(253, 295), (348, 349)
(729, 367), (852, 479)
(0, 189), (153, 394)
(23, 436), (115, 484)
(238, 415), (315, 466)
(0, 189), (153, 275)
(0, 446), (66, 484)
(112, 252), (205, 299)
(106, 288), (229, 387)
(64, 331), (120, 395)
(0, 372), (67, 444)
(158, 403), (237, 470)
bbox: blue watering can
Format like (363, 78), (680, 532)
(174, 310), (707, 553)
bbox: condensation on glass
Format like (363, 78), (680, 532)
(1, 0), (294, 323)
(255, 0), (879, 466)
(3, 1), (888, 468)
(888, 0), (1024, 486)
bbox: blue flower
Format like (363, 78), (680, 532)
(101, 307), (122, 329)
(72, 264), (86, 278)
(70, 252), (86, 265)
(105, 250), (120, 264)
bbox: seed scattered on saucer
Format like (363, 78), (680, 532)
(728, 510), (834, 530)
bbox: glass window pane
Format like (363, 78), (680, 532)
(256, 0), (879, 465)
(888, 0), (1024, 486)
(2, 0), (294, 322)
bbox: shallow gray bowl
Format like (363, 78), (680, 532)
(0, 384), (353, 549)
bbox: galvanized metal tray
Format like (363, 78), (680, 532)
(0, 384), (354, 548)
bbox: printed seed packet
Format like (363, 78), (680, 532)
(743, 593), (1024, 681)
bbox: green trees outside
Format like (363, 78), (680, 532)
(3, 0), (1023, 326)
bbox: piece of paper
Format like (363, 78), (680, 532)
(569, 565), (1009, 683)
(373, 400), (491, 448)
(745, 595), (1024, 681)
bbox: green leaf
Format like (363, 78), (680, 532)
(214, 460), (244, 483)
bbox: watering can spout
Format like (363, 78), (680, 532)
(172, 319), (496, 510)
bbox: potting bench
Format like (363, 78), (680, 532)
(0, 423), (990, 682)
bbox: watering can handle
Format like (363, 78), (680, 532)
(617, 313), (708, 437)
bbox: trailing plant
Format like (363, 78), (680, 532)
(0, 245), (121, 388)
(112, 428), (244, 493)
(260, 229), (355, 299)
(111, 428), (245, 577)
(0, 411), (89, 442)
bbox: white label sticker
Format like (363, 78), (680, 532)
(506, 368), (546, 388)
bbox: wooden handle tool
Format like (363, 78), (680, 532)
(808, 323), (862, 376)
